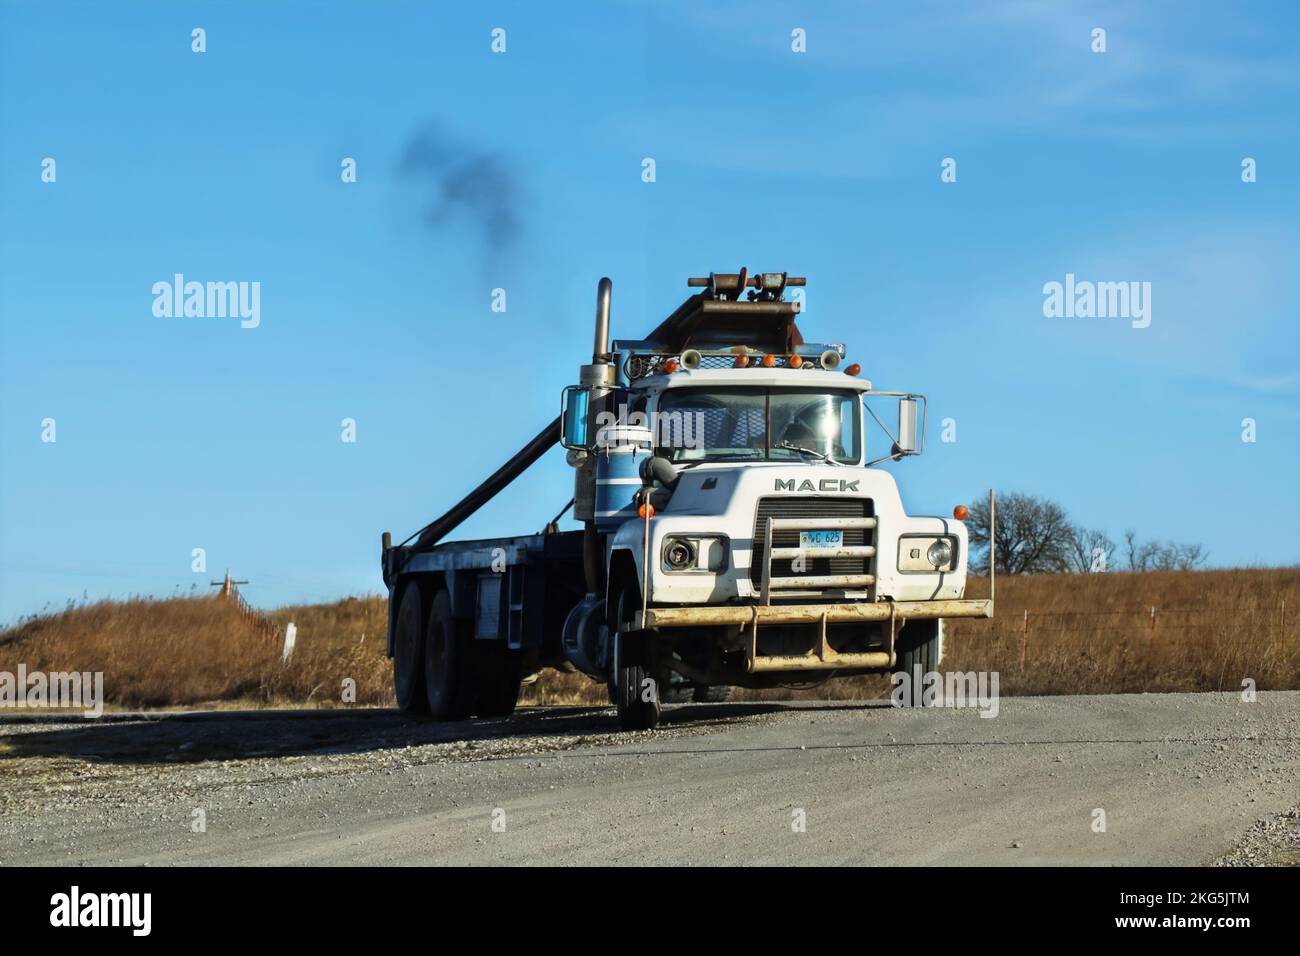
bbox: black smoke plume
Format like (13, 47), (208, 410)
(399, 122), (523, 259)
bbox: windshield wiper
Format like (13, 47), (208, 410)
(778, 440), (841, 466)
(674, 453), (761, 470)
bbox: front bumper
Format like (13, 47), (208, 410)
(636, 598), (993, 674)
(637, 598), (992, 629)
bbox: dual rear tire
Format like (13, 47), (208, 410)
(392, 585), (427, 714)
(392, 582), (521, 719)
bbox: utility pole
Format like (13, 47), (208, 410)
(209, 569), (249, 598)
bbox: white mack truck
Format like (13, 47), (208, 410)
(381, 272), (994, 730)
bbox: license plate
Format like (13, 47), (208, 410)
(800, 530), (842, 549)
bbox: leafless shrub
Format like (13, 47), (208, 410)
(1124, 530), (1208, 571)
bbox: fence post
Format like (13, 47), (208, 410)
(1148, 606), (1156, 652)
(1020, 609), (1029, 668)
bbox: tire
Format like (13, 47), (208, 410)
(392, 582), (428, 715)
(693, 684), (732, 703)
(473, 642), (521, 718)
(613, 582), (661, 731)
(891, 619), (942, 707)
(424, 589), (474, 720)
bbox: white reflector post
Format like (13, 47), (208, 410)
(281, 622), (297, 663)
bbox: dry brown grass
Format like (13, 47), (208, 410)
(0, 595), (277, 708)
(1, 567), (1295, 710)
(0, 594), (397, 708)
(262, 597), (392, 705)
(944, 567), (1300, 695)
(740, 566), (1300, 701)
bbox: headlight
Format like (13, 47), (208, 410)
(664, 539), (697, 571)
(926, 539), (954, 569)
(898, 535), (958, 573)
(661, 535), (728, 573)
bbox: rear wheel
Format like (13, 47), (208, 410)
(613, 582), (661, 731)
(891, 619), (942, 707)
(425, 589), (474, 719)
(392, 583), (428, 715)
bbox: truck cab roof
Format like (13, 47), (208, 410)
(634, 366), (873, 393)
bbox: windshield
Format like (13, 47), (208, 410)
(654, 387), (861, 464)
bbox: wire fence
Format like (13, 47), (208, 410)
(1005, 602), (1289, 629)
(978, 601), (1293, 669)
(225, 588), (280, 642)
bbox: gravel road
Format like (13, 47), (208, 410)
(2, 692), (1297, 866)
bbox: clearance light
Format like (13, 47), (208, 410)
(663, 358), (679, 374)
(953, 504), (969, 520)
(787, 355), (803, 369)
(639, 503), (655, 518)
(844, 363), (861, 376)
(734, 354), (750, 368)
(761, 354), (776, 367)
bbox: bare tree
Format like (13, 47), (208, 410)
(1150, 541), (1208, 571)
(1124, 529), (1155, 571)
(968, 492), (1073, 575)
(1123, 530), (1207, 571)
(1067, 525), (1115, 573)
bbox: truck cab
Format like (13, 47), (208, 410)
(605, 367), (967, 608)
(559, 273), (992, 729)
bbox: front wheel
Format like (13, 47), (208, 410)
(613, 583), (661, 731)
(891, 619), (943, 707)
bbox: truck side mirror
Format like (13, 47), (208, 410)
(561, 385), (590, 450)
(892, 396), (920, 458)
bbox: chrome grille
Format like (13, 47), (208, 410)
(750, 497), (874, 586)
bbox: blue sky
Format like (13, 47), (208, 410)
(1, 0), (1297, 621)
